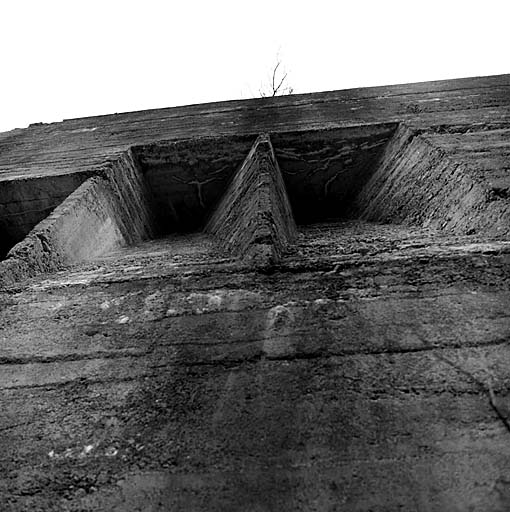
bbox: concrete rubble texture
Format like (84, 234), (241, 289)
(0, 74), (509, 511)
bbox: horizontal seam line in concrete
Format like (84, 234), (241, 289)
(20, 255), (510, 287)
(0, 336), (507, 369)
(17, 271), (510, 294)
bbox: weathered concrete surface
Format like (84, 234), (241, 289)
(206, 134), (297, 265)
(132, 136), (257, 234)
(0, 75), (509, 511)
(356, 124), (510, 236)
(1, 74), (508, 182)
(0, 173), (90, 259)
(272, 124), (397, 223)
(0, 151), (153, 286)
(0, 74), (509, 257)
(0, 225), (509, 511)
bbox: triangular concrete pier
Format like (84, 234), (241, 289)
(206, 134), (297, 265)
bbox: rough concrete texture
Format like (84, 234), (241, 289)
(356, 124), (510, 236)
(0, 150), (153, 287)
(0, 75), (510, 511)
(132, 136), (256, 234)
(206, 134), (297, 265)
(272, 124), (397, 223)
(0, 173), (90, 259)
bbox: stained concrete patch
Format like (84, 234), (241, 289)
(140, 289), (266, 320)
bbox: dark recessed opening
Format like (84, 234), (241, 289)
(133, 135), (257, 236)
(0, 231), (16, 260)
(133, 123), (398, 236)
(272, 124), (398, 224)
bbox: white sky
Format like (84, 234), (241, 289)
(0, 0), (508, 133)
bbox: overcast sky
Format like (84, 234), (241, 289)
(1, 0), (508, 133)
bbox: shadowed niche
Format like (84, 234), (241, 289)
(5, 120), (507, 284)
(132, 123), (398, 235)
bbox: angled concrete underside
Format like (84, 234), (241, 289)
(206, 134), (297, 265)
(356, 124), (510, 235)
(0, 75), (509, 512)
(0, 151), (154, 286)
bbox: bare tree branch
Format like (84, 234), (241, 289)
(260, 58), (293, 98)
(273, 71), (288, 96)
(271, 61), (281, 96)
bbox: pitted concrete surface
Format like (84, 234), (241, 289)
(1, 222), (509, 511)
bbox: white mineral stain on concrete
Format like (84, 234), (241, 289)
(78, 444), (95, 458)
(207, 294), (223, 308)
(105, 446), (118, 457)
(31, 277), (94, 289)
(49, 443), (96, 460)
(69, 127), (98, 133)
(163, 289), (265, 317)
(186, 292), (223, 314)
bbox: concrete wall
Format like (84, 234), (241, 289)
(1, 228), (509, 511)
(0, 75), (509, 511)
(356, 124), (510, 236)
(0, 150), (154, 287)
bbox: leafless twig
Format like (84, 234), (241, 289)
(260, 58), (293, 98)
